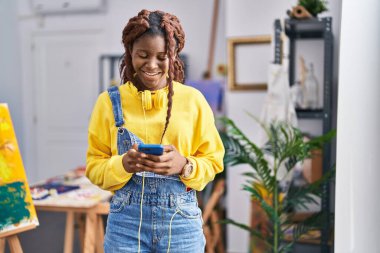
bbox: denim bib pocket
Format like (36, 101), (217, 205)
(176, 201), (201, 219)
(109, 195), (126, 213)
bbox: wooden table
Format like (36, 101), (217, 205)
(31, 173), (112, 253)
(35, 201), (110, 253)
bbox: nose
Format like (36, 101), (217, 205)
(145, 57), (158, 69)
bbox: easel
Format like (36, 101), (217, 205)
(0, 224), (36, 253)
(203, 0), (219, 79)
(202, 179), (225, 253)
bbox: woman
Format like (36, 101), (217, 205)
(86, 9), (224, 253)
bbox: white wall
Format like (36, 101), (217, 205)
(225, 0), (341, 252)
(335, 0), (380, 252)
(0, 0), (24, 154)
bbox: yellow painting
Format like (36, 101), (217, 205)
(0, 103), (38, 236)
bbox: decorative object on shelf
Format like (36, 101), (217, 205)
(219, 116), (335, 253)
(287, 0), (328, 19)
(298, 0), (328, 17)
(290, 82), (304, 108)
(227, 35), (272, 91)
(303, 63), (320, 109)
(299, 56), (307, 87)
(290, 57), (320, 110)
(287, 5), (313, 19)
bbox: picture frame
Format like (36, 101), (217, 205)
(227, 35), (272, 91)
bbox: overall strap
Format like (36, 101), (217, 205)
(107, 86), (124, 127)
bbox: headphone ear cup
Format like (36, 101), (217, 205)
(153, 90), (167, 110)
(142, 90), (153, 110)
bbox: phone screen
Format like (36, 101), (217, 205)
(138, 144), (164, 156)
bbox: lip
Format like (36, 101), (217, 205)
(139, 70), (163, 84)
(142, 70), (160, 76)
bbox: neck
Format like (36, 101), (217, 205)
(132, 76), (168, 92)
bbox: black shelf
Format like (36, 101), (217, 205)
(295, 108), (324, 119)
(285, 18), (331, 38)
(281, 17), (334, 253)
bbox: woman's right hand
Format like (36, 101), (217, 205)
(122, 143), (148, 173)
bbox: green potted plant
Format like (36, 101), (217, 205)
(219, 115), (335, 253)
(298, 0), (328, 17)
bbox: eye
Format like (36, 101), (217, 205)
(158, 55), (167, 61)
(138, 53), (148, 58)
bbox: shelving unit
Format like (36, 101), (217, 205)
(99, 54), (123, 93)
(283, 17), (334, 253)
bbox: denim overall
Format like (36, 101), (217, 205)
(104, 86), (205, 253)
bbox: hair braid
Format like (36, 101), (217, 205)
(160, 13), (177, 143)
(120, 10), (186, 143)
(120, 10), (151, 83)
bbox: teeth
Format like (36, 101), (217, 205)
(143, 71), (159, 76)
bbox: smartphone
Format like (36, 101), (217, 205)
(138, 144), (164, 156)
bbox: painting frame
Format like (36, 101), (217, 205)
(227, 35), (272, 91)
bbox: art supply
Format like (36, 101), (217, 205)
(30, 183), (80, 200)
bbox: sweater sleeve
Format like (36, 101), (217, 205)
(180, 92), (225, 191)
(85, 92), (133, 192)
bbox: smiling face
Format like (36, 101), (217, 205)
(131, 34), (169, 91)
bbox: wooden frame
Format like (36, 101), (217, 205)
(227, 35), (272, 91)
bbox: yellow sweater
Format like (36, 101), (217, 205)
(86, 81), (224, 192)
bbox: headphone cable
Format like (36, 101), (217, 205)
(137, 95), (149, 253)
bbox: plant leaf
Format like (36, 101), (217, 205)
(220, 218), (272, 247)
(219, 117), (276, 191)
(243, 184), (278, 223)
(218, 116), (336, 252)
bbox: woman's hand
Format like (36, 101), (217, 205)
(122, 143), (149, 173)
(125, 144), (187, 176)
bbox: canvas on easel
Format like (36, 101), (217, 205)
(0, 103), (38, 240)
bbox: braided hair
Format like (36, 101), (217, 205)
(120, 10), (186, 143)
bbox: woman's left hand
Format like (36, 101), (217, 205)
(136, 145), (187, 176)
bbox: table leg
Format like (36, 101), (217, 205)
(76, 213), (86, 253)
(64, 211), (75, 253)
(95, 215), (104, 253)
(83, 212), (96, 253)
